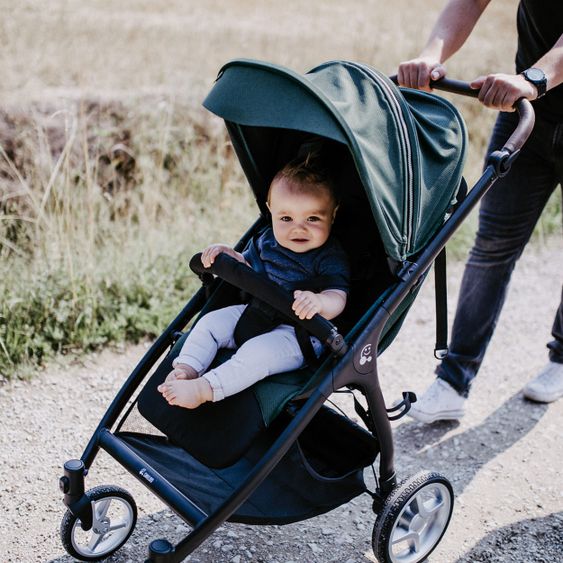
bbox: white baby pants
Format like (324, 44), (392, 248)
(173, 304), (323, 401)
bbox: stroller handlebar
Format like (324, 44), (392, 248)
(188, 252), (349, 357)
(389, 74), (535, 154)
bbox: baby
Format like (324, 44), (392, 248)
(158, 153), (350, 409)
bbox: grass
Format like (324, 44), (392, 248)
(0, 0), (560, 379)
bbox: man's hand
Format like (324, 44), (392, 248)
(397, 57), (447, 91)
(470, 73), (538, 111)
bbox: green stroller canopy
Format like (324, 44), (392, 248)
(203, 59), (467, 262)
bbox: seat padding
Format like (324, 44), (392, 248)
(137, 346), (265, 469)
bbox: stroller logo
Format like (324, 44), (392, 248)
(360, 344), (373, 365)
(139, 468), (155, 483)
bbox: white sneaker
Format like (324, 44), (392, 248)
(522, 361), (563, 403)
(408, 378), (466, 423)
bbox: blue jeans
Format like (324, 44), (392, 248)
(437, 111), (563, 397)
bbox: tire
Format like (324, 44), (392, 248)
(60, 485), (137, 562)
(372, 471), (454, 563)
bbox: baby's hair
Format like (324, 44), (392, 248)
(268, 151), (339, 204)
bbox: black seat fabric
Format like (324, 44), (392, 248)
(137, 341), (264, 468)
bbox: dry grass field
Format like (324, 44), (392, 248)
(0, 0), (559, 377)
(2, 1), (517, 103)
(2, 0), (519, 173)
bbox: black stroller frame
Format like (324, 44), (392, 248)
(59, 71), (534, 563)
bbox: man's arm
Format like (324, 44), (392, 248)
(536, 33), (563, 93)
(398, 0), (491, 90)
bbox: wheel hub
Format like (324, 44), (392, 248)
(410, 514), (426, 533)
(388, 481), (452, 562)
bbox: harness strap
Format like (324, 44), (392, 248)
(433, 179), (465, 359)
(233, 298), (279, 348)
(353, 394), (374, 433)
(434, 248), (448, 359)
(294, 325), (320, 368)
(235, 237), (343, 365)
(233, 297), (321, 368)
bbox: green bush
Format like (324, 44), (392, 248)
(0, 253), (200, 379)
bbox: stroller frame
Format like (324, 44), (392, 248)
(59, 76), (534, 563)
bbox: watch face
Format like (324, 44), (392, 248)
(525, 68), (544, 82)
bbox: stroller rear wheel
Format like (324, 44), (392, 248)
(60, 485), (137, 561)
(372, 471), (453, 563)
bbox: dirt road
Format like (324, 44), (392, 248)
(1, 239), (561, 562)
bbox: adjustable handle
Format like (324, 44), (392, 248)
(430, 77), (535, 154)
(189, 252), (348, 356)
(389, 75), (535, 155)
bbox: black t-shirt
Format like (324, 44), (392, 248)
(516, 0), (563, 121)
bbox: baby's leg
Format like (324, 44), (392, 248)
(165, 305), (246, 384)
(203, 325), (323, 401)
(158, 378), (213, 409)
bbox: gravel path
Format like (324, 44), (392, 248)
(1, 240), (561, 563)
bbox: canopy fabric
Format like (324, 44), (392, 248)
(203, 59), (467, 261)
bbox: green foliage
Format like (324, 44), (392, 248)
(0, 253), (199, 379)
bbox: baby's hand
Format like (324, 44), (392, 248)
(162, 364), (198, 384)
(292, 290), (322, 320)
(201, 244), (245, 268)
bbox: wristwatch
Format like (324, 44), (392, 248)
(521, 67), (547, 98)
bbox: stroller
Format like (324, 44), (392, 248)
(58, 60), (534, 563)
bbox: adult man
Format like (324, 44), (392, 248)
(397, 0), (563, 422)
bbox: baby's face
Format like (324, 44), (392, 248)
(267, 178), (337, 253)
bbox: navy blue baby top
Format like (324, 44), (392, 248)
(244, 227), (350, 294)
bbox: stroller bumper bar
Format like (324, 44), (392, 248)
(189, 252), (349, 356)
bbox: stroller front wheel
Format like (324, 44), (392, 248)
(372, 471), (453, 563)
(60, 485), (137, 562)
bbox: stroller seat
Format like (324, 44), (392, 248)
(137, 175), (396, 468)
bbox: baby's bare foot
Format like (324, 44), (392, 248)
(164, 364), (198, 384)
(158, 378), (213, 409)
